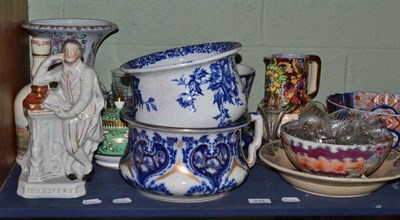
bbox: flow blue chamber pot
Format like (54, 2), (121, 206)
(119, 108), (263, 203)
(120, 41), (247, 128)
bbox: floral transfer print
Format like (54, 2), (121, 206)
(265, 57), (310, 113)
(173, 57), (243, 127)
(132, 76), (158, 112)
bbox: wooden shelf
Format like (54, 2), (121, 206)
(1, 163), (400, 218)
(0, 0), (29, 190)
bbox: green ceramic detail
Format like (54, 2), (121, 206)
(98, 108), (128, 156)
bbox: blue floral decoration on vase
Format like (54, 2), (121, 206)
(172, 57), (243, 127)
(131, 76), (158, 112)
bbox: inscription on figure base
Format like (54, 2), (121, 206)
(17, 174), (86, 198)
(17, 110), (88, 198)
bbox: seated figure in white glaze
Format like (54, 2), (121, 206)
(32, 39), (104, 181)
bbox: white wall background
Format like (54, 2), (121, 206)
(28, 0), (400, 111)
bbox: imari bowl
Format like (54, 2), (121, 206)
(120, 42), (247, 128)
(119, 107), (263, 203)
(327, 91), (400, 151)
(280, 120), (393, 178)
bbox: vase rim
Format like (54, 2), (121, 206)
(22, 18), (118, 32)
(264, 53), (309, 59)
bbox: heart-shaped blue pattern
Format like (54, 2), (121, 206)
(191, 143), (231, 184)
(133, 141), (169, 183)
(121, 127), (246, 197)
(181, 132), (243, 195)
(126, 129), (177, 194)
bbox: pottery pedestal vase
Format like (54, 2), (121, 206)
(21, 18), (118, 67)
(14, 37), (51, 164)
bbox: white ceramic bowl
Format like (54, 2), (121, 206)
(120, 42), (247, 128)
(119, 107), (263, 203)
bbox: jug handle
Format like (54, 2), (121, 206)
(245, 112), (264, 168)
(307, 55), (321, 99)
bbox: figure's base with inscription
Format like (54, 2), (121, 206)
(16, 108), (89, 199)
(17, 173), (86, 198)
